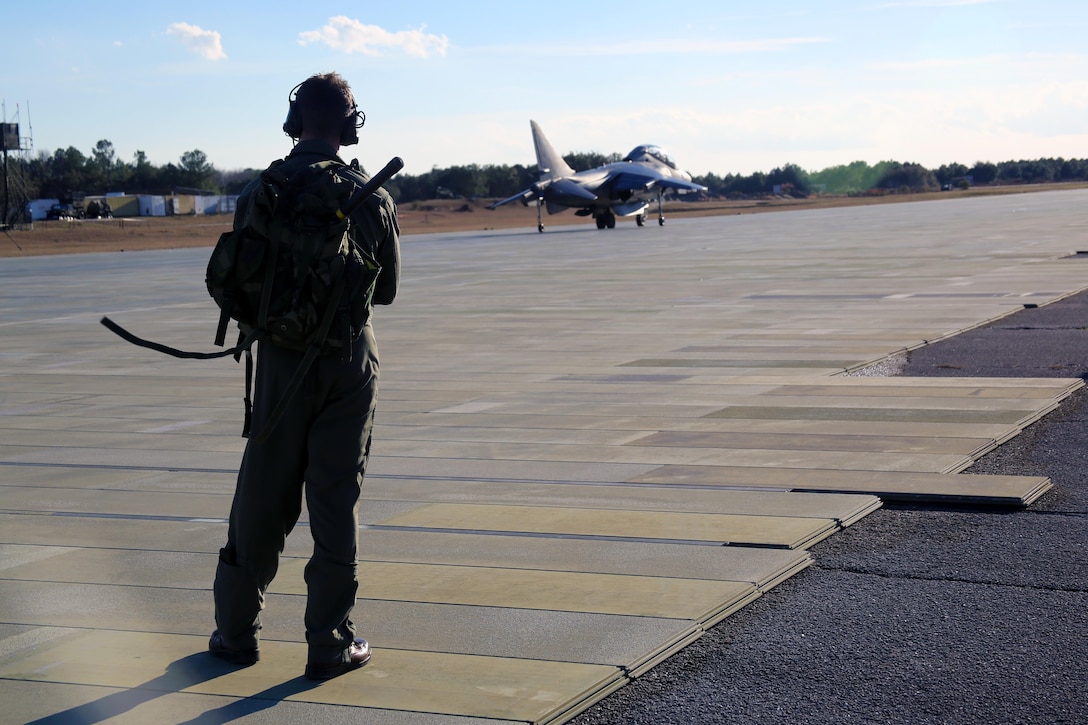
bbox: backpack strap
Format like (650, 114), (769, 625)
(213, 285), (245, 348)
(101, 315), (270, 440)
(241, 346), (255, 438)
(100, 316), (265, 360)
(214, 302), (232, 347)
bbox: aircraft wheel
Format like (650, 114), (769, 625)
(605, 212), (616, 229)
(595, 216), (607, 229)
(636, 214), (645, 227)
(538, 223), (544, 233)
(658, 217), (665, 226)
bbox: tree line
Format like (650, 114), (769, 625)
(8, 138), (1088, 205)
(696, 158), (1088, 198)
(15, 141), (223, 200)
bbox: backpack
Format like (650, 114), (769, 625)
(101, 155), (404, 442)
(205, 156), (380, 357)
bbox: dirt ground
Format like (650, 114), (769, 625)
(2, 183), (1082, 258)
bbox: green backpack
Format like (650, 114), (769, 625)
(102, 155), (403, 442)
(206, 156), (380, 356)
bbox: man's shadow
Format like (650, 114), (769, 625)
(26, 653), (324, 724)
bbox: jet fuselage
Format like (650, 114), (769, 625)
(488, 121), (707, 231)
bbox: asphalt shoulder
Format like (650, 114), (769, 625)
(572, 290), (1088, 725)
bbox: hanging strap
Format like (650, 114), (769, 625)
(102, 316), (266, 440)
(100, 316), (265, 360)
(214, 305), (231, 347)
(241, 347), (255, 438)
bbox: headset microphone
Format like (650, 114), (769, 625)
(339, 108), (365, 146)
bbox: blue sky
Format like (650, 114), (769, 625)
(3, 1), (1086, 179)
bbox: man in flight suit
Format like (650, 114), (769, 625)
(208, 72), (400, 680)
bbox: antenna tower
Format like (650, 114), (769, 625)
(1, 101), (34, 229)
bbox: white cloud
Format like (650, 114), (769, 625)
(299, 16), (449, 58)
(166, 22), (227, 61)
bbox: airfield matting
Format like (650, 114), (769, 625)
(1, 189), (1086, 723)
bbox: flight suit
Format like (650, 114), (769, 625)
(212, 139), (400, 664)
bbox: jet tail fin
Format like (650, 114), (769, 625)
(531, 120), (576, 180)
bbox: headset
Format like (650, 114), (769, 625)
(282, 81), (366, 146)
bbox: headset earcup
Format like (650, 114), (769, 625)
(283, 101), (302, 138)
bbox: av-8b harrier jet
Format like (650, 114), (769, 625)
(488, 120), (707, 232)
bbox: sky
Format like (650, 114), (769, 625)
(2, 1), (1087, 179)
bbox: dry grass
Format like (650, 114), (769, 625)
(3, 183), (1084, 258)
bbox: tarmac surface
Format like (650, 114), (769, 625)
(572, 292), (1088, 725)
(1, 189), (1087, 723)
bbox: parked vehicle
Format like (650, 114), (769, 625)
(46, 203), (84, 220)
(84, 199), (113, 219)
(46, 192), (87, 220)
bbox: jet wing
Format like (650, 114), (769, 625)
(487, 188), (537, 209)
(657, 178), (708, 193)
(611, 172), (706, 196)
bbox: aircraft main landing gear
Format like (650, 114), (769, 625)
(636, 213), (646, 227)
(595, 210), (616, 229)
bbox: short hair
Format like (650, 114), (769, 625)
(295, 72), (356, 138)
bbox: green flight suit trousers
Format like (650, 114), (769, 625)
(213, 325), (379, 663)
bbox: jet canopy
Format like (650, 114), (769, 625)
(623, 145), (678, 170)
